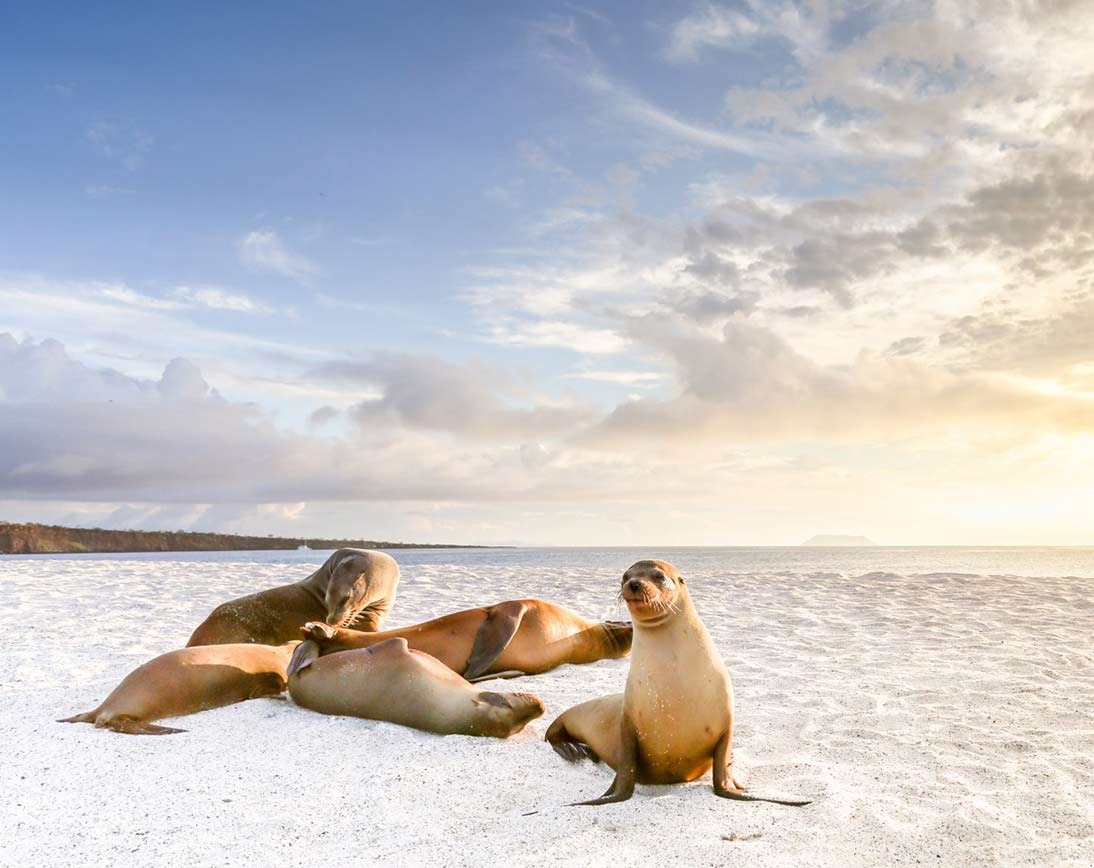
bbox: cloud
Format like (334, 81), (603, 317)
(308, 353), (593, 441)
(665, 3), (761, 62)
(171, 285), (269, 313)
(0, 334), (546, 504)
(581, 315), (1094, 449)
(532, 15), (784, 159)
(237, 230), (315, 281)
(85, 120), (153, 171)
(84, 184), (134, 198)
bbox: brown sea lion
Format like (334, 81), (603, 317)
(186, 548), (400, 647)
(286, 599), (632, 682)
(59, 642), (298, 735)
(546, 559), (811, 807)
(287, 638), (545, 737)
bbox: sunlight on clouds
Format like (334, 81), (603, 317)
(5, 2), (1094, 543)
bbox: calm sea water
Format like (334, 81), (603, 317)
(6, 545), (1094, 578)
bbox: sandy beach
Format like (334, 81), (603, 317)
(2, 548), (1092, 867)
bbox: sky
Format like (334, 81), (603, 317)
(2, 0), (1093, 546)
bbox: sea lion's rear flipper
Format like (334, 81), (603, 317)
(466, 669), (525, 684)
(463, 601), (528, 681)
(58, 710), (98, 725)
(713, 786), (812, 807)
(287, 640), (321, 677)
(571, 715), (638, 806)
(107, 719), (186, 736)
(545, 717), (601, 764)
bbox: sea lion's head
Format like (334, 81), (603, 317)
(474, 690), (546, 738)
(324, 550), (389, 628)
(619, 559), (686, 626)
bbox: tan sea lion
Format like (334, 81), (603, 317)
(546, 559), (811, 807)
(288, 637), (545, 737)
(286, 599), (632, 682)
(59, 642), (298, 735)
(186, 548), (400, 646)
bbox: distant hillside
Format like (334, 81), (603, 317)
(801, 534), (877, 547)
(0, 522), (487, 555)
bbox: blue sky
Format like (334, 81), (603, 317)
(3, 2), (1094, 544)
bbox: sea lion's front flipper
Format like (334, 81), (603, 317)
(287, 640), (321, 677)
(712, 730), (811, 806)
(463, 601), (528, 681)
(108, 719), (186, 735)
(300, 621), (338, 642)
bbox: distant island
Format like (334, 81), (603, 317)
(800, 534), (877, 547)
(0, 522), (488, 555)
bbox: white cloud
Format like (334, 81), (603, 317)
(172, 285), (268, 313)
(237, 229), (315, 281)
(665, 3), (761, 62)
(565, 370), (664, 385)
(97, 285), (185, 310)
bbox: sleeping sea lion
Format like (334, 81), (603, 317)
(287, 637), (545, 738)
(59, 641), (298, 735)
(286, 599), (632, 682)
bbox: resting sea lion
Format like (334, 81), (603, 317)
(546, 559), (811, 807)
(288, 637), (545, 737)
(286, 599), (632, 682)
(186, 548), (400, 646)
(59, 642), (298, 735)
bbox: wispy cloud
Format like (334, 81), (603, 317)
(665, 3), (762, 62)
(84, 184), (134, 198)
(84, 120), (154, 171)
(237, 229), (315, 281)
(172, 285), (270, 314)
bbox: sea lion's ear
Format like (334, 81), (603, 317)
(678, 575), (686, 584)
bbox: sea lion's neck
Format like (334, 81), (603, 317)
(632, 593), (708, 645)
(298, 569), (328, 606)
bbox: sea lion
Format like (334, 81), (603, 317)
(59, 642), (298, 735)
(286, 599), (632, 682)
(186, 548), (400, 647)
(287, 637), (545, 738)
(546, 559), (811, 807)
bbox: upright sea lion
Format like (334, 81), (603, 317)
(286, 599), (632, 682)
(186, 549), (400, 647)
(546, 559), (811, 807)
(288, 638), (545, 738)
(59, 642), (298, 735)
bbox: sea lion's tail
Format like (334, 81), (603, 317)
(287, 639), (321, 677)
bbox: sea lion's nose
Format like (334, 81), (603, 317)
(627, 579), (641, 593)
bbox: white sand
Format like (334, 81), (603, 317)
(2, 552), (1093, 867)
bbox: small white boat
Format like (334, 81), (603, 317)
(297, 541), (311, 551)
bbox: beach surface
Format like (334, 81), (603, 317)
(2, 547), (1092, 867)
